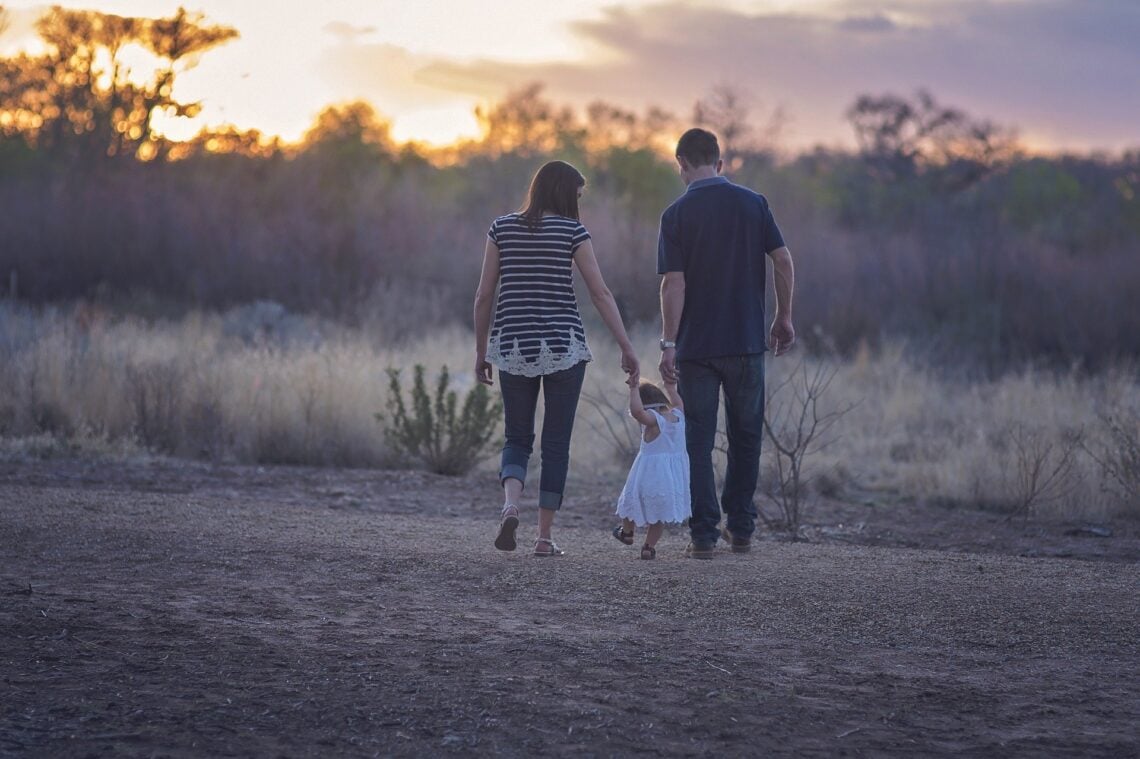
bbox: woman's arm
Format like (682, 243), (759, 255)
(473, 237), (500, 385)
(573, 239), (639, 383)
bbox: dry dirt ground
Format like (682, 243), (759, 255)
(2, 458), (1139, 758)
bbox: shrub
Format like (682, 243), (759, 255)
(378, 364), (502, 475)
(1084, 412), (1140, 508)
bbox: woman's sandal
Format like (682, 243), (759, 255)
(640, 544), (656, 560)
(612, 525), (634, 545)
(533, 538), (565, 557)
(494, 504), (520, 551)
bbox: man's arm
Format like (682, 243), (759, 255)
(659, 271), (685, 382)
(767, 246), (795, 356)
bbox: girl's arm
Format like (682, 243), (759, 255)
(629, 381), (658, 428)
(664, 381), (684, 412)
(473, 237), (500, 385)
(572, 239), (639, 384)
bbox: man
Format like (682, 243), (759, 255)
(657, 127), (796, 559)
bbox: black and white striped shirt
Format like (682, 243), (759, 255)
(486, 213), (594, 377)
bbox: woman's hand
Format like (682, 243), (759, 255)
(475, 354), (494, 386)
(621, 347), (640, 385)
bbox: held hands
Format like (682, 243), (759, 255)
(621, 347), (640, 386)
(770, 315), (796, 356)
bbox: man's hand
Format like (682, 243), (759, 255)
(659, 346), (679, 383)
(770, 315), (795, 356)
(475, 355), (494, 385)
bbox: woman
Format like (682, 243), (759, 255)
(474, 160), (639, 557)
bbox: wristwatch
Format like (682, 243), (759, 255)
(659, 339), (676, 350)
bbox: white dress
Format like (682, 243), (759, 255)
(615, 408), (692, 526)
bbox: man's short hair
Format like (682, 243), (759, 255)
(676, 128), (720, 167)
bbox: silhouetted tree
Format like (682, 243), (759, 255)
(846, 89), (1017, 189)
(0, 6), (237, 161)
(471, 83), (583, 158)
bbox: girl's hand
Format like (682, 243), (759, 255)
(475, 355), (494, 386)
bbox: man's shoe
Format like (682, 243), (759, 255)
(721, 527), (752, 554)
(685, 542), (716, 560)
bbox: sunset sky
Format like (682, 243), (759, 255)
(2, 0), (1137, 152)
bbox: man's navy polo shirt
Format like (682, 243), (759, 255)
(657, 176), (785, 362)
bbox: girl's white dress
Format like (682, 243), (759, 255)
(615, 408), (691, 526)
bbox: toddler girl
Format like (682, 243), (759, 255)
(612, 378), (691, 559)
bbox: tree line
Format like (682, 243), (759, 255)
(1, 5), (1138, 370)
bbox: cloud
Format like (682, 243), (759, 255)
(323, 21), (378, 43)
(317, 0), (1140, 151)
(316, 41), (467, 111)
(459, 1), (1140, 150)
(837, 13), (897, 33)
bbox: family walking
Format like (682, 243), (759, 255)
(473, 127), (796, 559)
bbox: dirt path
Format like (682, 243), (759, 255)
(2, 461), (1139, 757)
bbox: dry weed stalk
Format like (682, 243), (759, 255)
(761, 361), (854, 535)
(1082, 413), (1140, 506)
(1004, 422), (1082, 520)
(579, 384), (640, 467)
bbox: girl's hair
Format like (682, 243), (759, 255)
(519, 160), (585, 227)
(638, 380), (670, 409)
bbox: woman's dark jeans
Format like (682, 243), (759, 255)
(678, 354), (765, 546)
(498, 361), (587, 510)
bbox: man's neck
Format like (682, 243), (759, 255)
(686, 166), (720, 185)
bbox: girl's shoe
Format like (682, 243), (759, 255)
(533, 538), (565, 557)
(494, 504), (520, 551)
(640, 544), (656, 560)
(612, 525), (634, 545)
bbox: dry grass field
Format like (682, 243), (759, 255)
(1, 302), (1136, 521)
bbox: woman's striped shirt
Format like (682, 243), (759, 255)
(486, 213), (594, 377)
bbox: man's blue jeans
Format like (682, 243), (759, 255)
(498, 361), (587, 510)
(679, 354), (765, 546)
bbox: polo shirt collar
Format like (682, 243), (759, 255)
(686, 176), (729, 192)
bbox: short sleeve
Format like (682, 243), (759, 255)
(571, 222), (591, 254)
(487, 218), (500, 244)
(764, 203), (786, 253)
(657, 207), (684, 274)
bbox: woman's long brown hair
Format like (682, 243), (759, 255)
(519, 160), (585, 228)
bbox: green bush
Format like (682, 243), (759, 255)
(378, 364), (502, 475)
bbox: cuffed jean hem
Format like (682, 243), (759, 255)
(500, 463), (527, 488)
(538, 490), (563, 510)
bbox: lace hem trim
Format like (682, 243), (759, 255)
(488, 333), (593, 377)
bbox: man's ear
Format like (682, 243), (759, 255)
(715, 158), (724, 174)
(676, 155), (690, 171)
